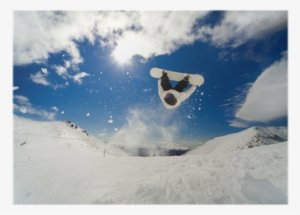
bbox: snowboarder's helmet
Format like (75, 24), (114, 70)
(164, 93), (177, 106)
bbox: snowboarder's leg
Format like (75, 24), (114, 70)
(160, 71), (172, 91)
(173, 76), (189, 92)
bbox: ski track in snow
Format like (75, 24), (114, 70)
(13, 116), (288, 204)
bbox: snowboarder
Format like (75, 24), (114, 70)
(158, 70), (196, 109)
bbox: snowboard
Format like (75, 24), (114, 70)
(150, 67), (204, 86)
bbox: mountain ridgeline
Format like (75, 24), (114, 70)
(14, 115), (287, 157)
(187, 126), (287, 156)
(61, 120), (288, 156)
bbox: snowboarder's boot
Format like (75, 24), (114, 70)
(184, 75), (190, 81)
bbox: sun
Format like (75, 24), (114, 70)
(112, 47), (131, 64)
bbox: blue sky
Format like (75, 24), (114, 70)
(11, 10), (289, 144)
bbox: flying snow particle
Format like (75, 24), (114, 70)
(20, 108), (27, 113)
(61, 111), (65, 114)
(110, 116), (113, 118)
(198, 107), (201, 110)
(13, 86), (19, 90)
(87, 113), (90, 116)
(201, 92), (204, 95)
(114, 128), (118, 131)
(187, 115), (192, 119)
(108, 119), (113, 123)
(143, 88), (152, 92)
(110, 87), (112, 90)
(41, 68), (48, 74)
(52, 106), (59, 112)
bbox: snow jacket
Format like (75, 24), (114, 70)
(158, 79), (197, 109)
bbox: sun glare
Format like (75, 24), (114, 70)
(112, 48), (131, 64)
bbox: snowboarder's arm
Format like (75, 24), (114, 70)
(158, 79), (164, 95)
(183, 85), (197, 98)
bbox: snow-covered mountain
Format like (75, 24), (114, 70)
(14, 115), (128, 157)
(13, 115), (288, 204)
(187, 126), (287, 156)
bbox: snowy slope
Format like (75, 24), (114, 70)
(186, 126), (287, 156)
(13, 116), (288, 204)
(14, 115), (128, 157)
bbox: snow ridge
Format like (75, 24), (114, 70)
(246, 126), (287, 149)
(14, 115), (128, 156)
(187, 126), (287, 156)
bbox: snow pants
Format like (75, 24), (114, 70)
(160, 73), (189, 92)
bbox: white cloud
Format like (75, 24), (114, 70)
(53, 65), (68, 78)
(14, 95), (56, 120)
(13, 11), (95, 66)
(52, 63), (90, 85)
(198, 11), (287, 48)
(53, 82), (69, 89)
(64, 60), (71, 68)
(234, 51), (287, 123)
(228, 119), (249, 128)
(30, 71), (50, 86)
(14, 11), (287, 90)
(14, 11), (209, 67)
(110, 11), (209, 61)
(14, 11), (287, 67)
(30, 70), (69, 88)
(14, 95), (31, 106)
(72, 72), (90, 84)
